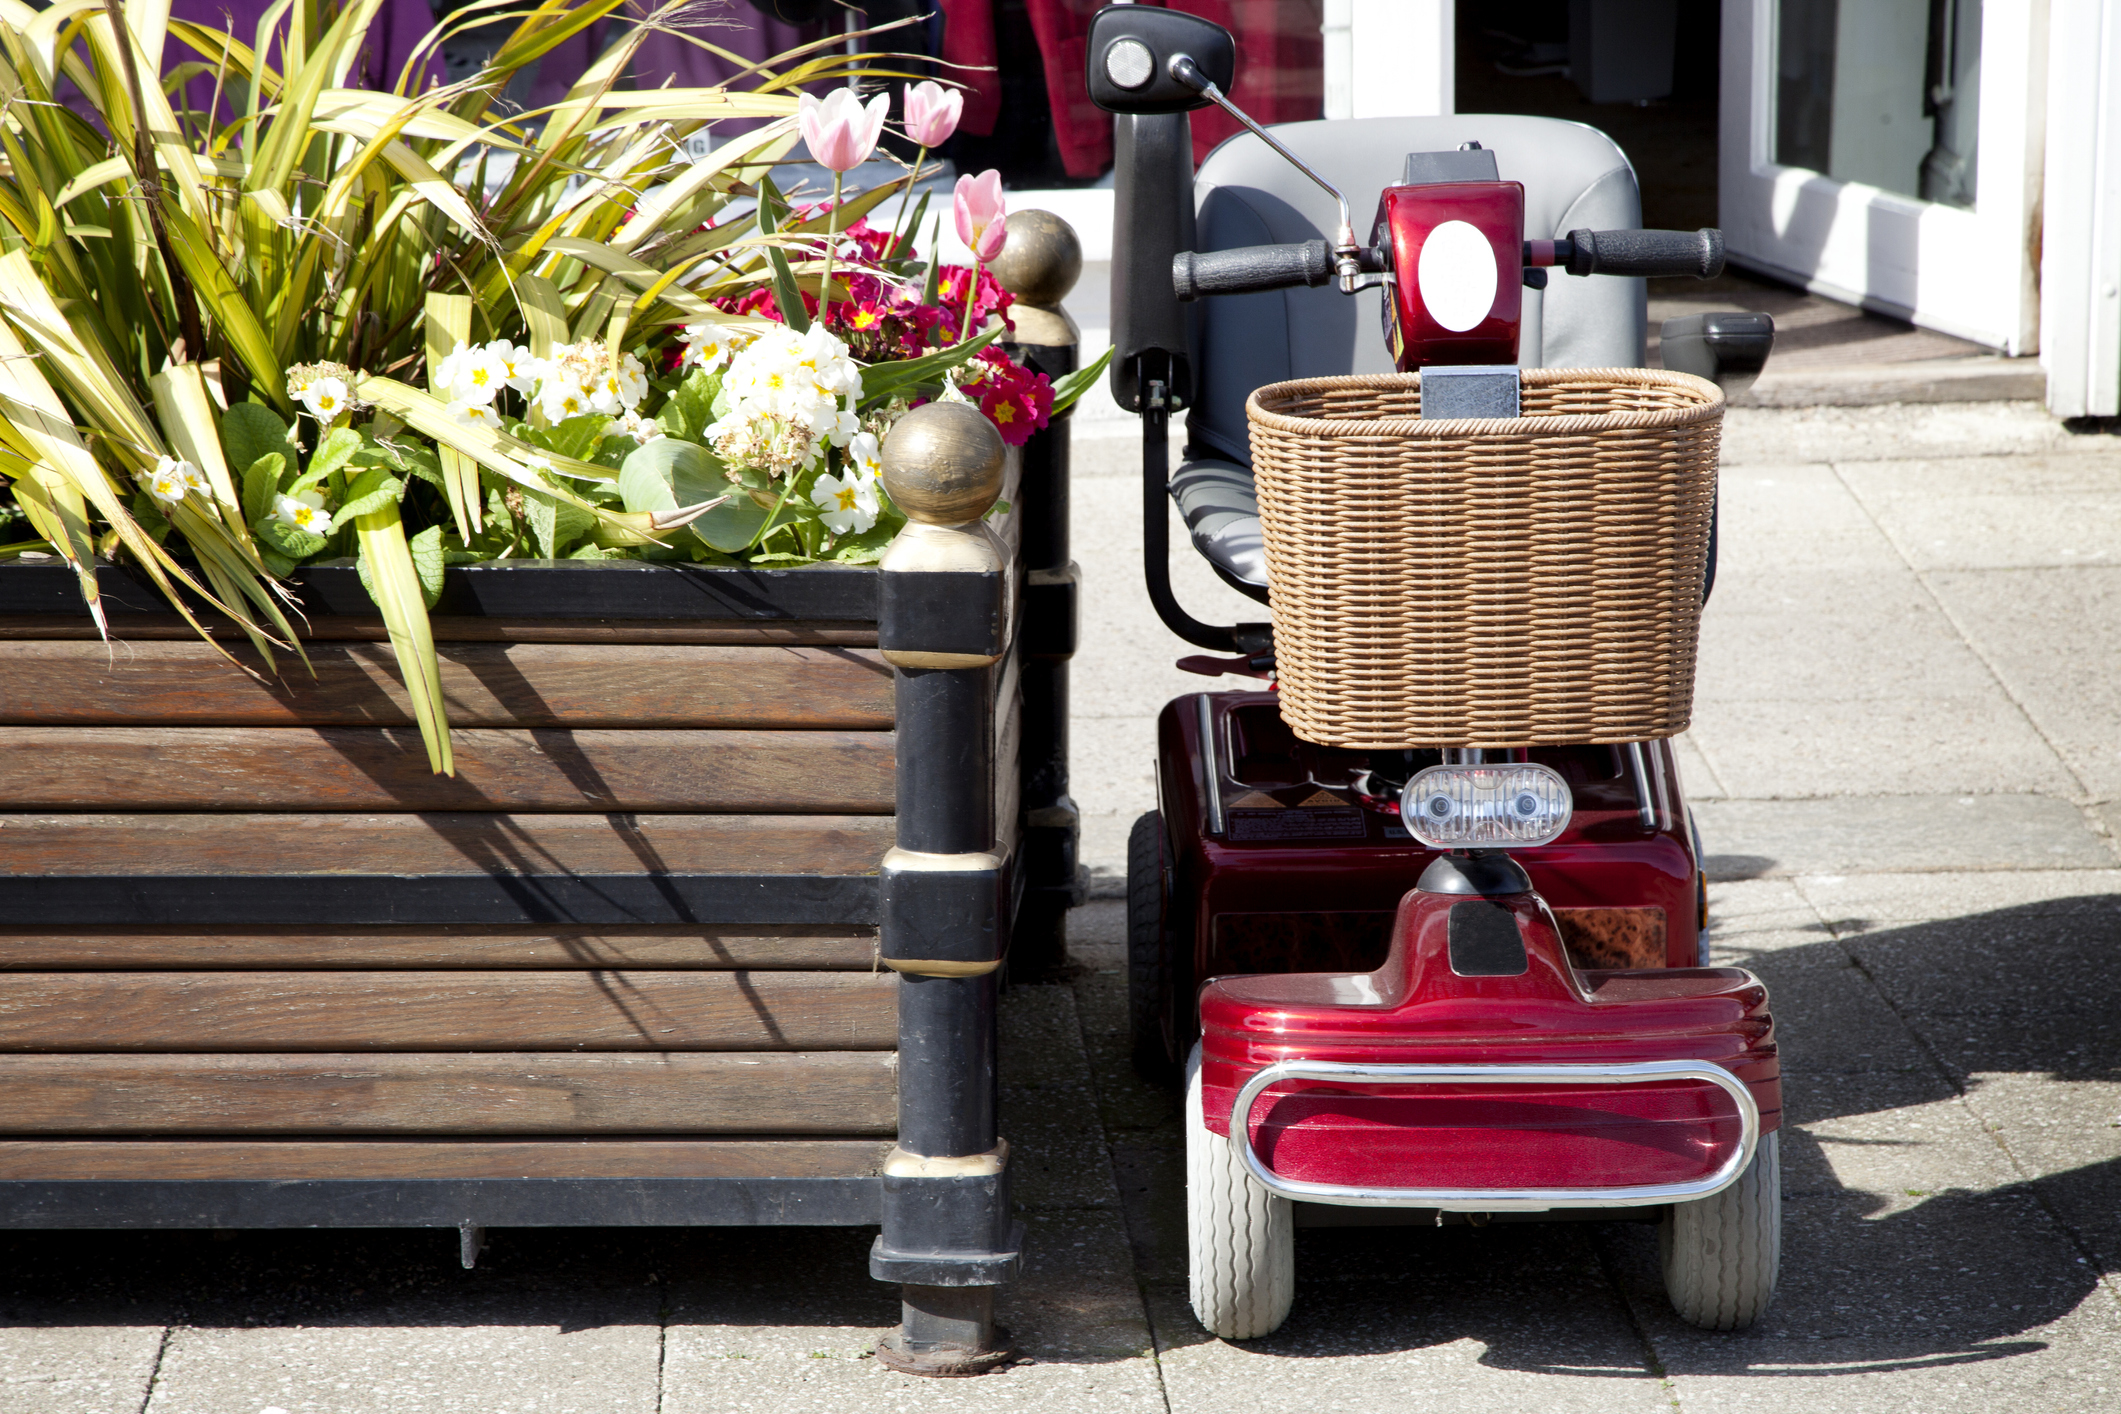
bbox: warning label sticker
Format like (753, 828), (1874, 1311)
(1227, 808), (1370, 842)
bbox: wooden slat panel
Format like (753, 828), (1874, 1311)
(0, 1138), (893, 1180)
(0, 971), (897, 1051)
(0, 926), (878, 971)
(0, 814), (886, 877)
(0, 1052), (897, 1134)
(0, 618), (878, 645)
(0, 812), (893, 876)
(0, 727), (894, 813)
(0, 641), (892, 727)
(0, 813), (894, 926)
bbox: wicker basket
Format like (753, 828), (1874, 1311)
(1246, 369), (1723, 748)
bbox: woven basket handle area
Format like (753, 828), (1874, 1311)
(1246, 368), (1724, 441)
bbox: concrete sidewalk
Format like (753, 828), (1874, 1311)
(5, 400), (2119, 1412)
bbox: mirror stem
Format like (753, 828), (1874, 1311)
(1166, 54), (1363, 290)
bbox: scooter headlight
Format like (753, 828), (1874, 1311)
(1399, 764), (1573, 849)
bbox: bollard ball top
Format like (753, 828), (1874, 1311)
(881, 401), (1005, 525)
(989, 209), (1082, 307)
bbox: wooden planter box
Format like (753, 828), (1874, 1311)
(0, 558), (900, 1226)
(0, 207), (1089, 1370)
(0, 505), (1042, 1238)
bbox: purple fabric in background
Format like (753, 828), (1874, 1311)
(526, 2), (819, 132)
(164, 0), (445, 105)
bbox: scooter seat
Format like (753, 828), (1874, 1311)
(1170, 454), (1269, 599)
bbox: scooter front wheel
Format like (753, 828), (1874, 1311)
(1185, 1044), (1295, 1340)
(1661, 1128), (1782, 1329)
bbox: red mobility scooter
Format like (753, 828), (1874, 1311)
(1087, 7), (1783, 1341)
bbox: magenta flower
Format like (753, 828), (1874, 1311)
(903, 81), (964, 148)
(954, 169), (1008, 262)
(799, 89), (889, 173)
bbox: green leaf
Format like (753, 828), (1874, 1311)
(655, 368), (721, 443)
(220, 403), (296, 481)
(286, 426), (367, 499)
(859, 324), (1005, 407)
(517, 413), (610, 463)
(524, 487), (596, 560)
(617, 437), (731, 513)
(336, 468), (407, 522)
(254, 513), (329, 562)
(130, 492), (172, 544)
(1049, 346), (1115, 415)
(825, 511), (904, 564)
(407, 523), (446, 609)
(756, 175), (810, 334)
(240, 453), (285, 527)
(921, 214), (944, 305)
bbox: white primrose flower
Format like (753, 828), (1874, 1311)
(812, 469), (880, 535)
(458, 349), (507, 403)
(272, 489), (334, 536)
(539, 377), (593, 423)
(678, 323), (753, 374)
(138, 454), (199, 507)
(301, 376), (350, 422)
(449, 398), (502, 429)
(845, 431), (884, 487)
(489, 340), (541, 395)
(605, 408), (664, 445)
(706, 325), (865, 479)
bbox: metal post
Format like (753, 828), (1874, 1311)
(992, 210), (1084, 979)
(870, 402), (1023, 1376)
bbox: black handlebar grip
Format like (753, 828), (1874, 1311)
(1564, 228), (1726, 279)
(1172, 240), (1335, 302)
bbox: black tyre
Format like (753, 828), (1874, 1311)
(1127, 810), (1178, 1083)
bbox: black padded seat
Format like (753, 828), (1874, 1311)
(1174, 114), (1648, 597)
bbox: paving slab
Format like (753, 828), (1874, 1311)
(1837, 455), (2121, 572)
(1720, 404), (2117, 467)
(1002, 983), (1125, 1213)
(1606, 1185), (2121, 1414)
(660, 1213), (1163, 1413)
(1686, 697), (2079, 799)
(1692, 797), (2108, 879)
(0, 1321), (163, 1414)
(145, 1288), (661, 1414)
(1792, 870), (2121, 926)
(1147, 1222), (1670, 1414)
(1926, 567), (2121, 796)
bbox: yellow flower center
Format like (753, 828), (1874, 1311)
(993, 402), (1014, 423)
(835, 486), (859, 511)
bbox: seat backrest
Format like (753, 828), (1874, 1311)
(1186, 114), (1646, 466)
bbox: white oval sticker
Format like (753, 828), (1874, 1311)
(1416, 220), (1500, 333)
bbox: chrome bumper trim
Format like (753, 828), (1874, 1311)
(1229, 1058), (1761, 1211)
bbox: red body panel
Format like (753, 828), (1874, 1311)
(1197, 887), (1780, 1194)
(1157, 693), (1702, 992)
(1376, 182), (1526, 371)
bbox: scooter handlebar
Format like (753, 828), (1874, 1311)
(1172, 240), (1334, 302)
(1561, 227), (1725, 280)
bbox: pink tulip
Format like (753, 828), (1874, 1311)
(800, 88), (889, 173)
(903, 81), (964, 148)
(954, 169), (1008, 262)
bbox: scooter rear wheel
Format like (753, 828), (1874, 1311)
(1185, 1044), (1295, 1340)
(1661, 1129), (1781, 1329)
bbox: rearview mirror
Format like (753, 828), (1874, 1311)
(1086, 4), (1237, 116)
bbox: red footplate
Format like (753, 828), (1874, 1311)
(1198, 885), (1780, 1199)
